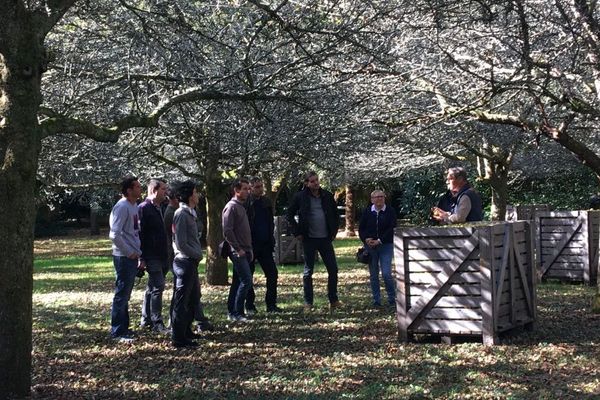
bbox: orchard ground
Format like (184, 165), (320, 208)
(31, 231), (600, 399)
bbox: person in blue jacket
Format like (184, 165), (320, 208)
(358, 190), (397, 307)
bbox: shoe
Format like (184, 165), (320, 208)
(303, 304), (313, 313)
(330, 300), (343, 310)
(245, 308), (257, 317)
(186, 330), (201, 340)
(112, 333), (135, 343)
(139, 322), (152, 330)
(228, 314), (250, 323)
(196, 321), (215, 332)
(152, 323), (171, 335)
(125, 329), (137, 337)
(172, 339), (198, 349)
(267, 306), (283, 313)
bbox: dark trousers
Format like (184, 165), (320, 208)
(227, 252), (253, 317)
(141, 258), (167, 327)
(302, 237), (339, 305)
(246, 245), (279, 310)
(171, 258), (199, 344)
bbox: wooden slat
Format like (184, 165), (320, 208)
(433, 296), (483, 308)
(409, 283), (481, 298)
(426, 308), (482, 320)
(409, 271), (481, 284)
(412, 319), (482, 334)
(407, 248), (480, 261)
(407, 260), (480, 273)
(394, 234), (409, 341)
(399, 227), (474, 237)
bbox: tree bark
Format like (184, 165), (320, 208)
(344, 184), (356, 236)
(203, 169), (229, 285)
(0, 12), (45, 397)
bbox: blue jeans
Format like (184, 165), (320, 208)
(171, 258), (200, 343)
(141, 258), (167, 327)
(110, 256), (138, 337)
(303, 238), (338, 305)
(368, 243), (395, 305)
(227, 252), (253, 317)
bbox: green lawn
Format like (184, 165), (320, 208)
(31, 236), (600, 399)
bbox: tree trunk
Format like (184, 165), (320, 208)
(90, 208), (100, 236)
(0, 19), (45, 398)
(488, 171), (509, 221)
(203, 172), (229, 285)
(344, 184), (356, 236)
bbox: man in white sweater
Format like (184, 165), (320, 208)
(109, 176), (143, 342)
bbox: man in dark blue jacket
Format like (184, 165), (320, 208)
(359, 190), (397, 307)
(138, 178), (170, 333)
(287, 171), (341, 311)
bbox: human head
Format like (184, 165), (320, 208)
(174, 180), (199, 207)
(370, 189), (386, 209)
(232, 178), (250, 202)
(166, 185), (179, 207)
(147, 178), (167, 203)
(304, 171), (320, 191)
(446, 167), (468, 193)
(250, 176), (264, 197)
(120, 176), (142, 201)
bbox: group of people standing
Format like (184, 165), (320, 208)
(108, 167), (482, 348)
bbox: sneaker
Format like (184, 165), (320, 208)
(152, 323), (171, 335)
(228, 314), (250, 323)
(112, 333), (135, 343)
(245, 308), (257, 317)
(330, 300), (344, 310)
(196, 321), (215, 332)
(303, 304), (313, 313)
(267, 306), (283, 313)
(172, 339), (198, 349)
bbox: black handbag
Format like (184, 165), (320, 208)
(356, 246), (371, 264)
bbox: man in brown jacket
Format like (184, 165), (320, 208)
(222, 178), (253, 322)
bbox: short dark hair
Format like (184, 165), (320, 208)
(250, 176), (262, 185)
(147, 178), (166, 192)
(173, 180), (197, 204)
(304, 171), (318, 183)
(166, 185), (178, 200)
(232, 178), (250, 191)
(448, 167), (468, 181)
(120, 176), (138, 196)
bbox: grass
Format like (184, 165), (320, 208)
(31, 235), (600, 399)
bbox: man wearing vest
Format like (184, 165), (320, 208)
(432, 167), (483, 224)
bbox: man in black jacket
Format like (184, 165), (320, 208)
(245, 177), (281, 314)
(138, 178), (170, 334)
(287, 171), (341, 311)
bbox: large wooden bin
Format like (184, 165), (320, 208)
(394, 222), (537, 345)
(274, 216), (304, 264)
(534, 210), (599, 284)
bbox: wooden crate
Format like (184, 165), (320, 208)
(394, 221), (537, 345)
(506, 204), (552, 221)
(274, 216), (303, 264)
(534, 210), (599, 284)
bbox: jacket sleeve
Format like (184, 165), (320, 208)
(137, 205), (148, 260)
(174, 211), (202, 260)
(286, 193), (301, 236)
(222, 204), (242, 252)
(380, 207), (397, 243)
(328, 194), (339, 239)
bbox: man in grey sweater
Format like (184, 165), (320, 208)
(109, 176), (143, 342)
(223, 178), (253, 322)
(171, 180), (204, 348)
